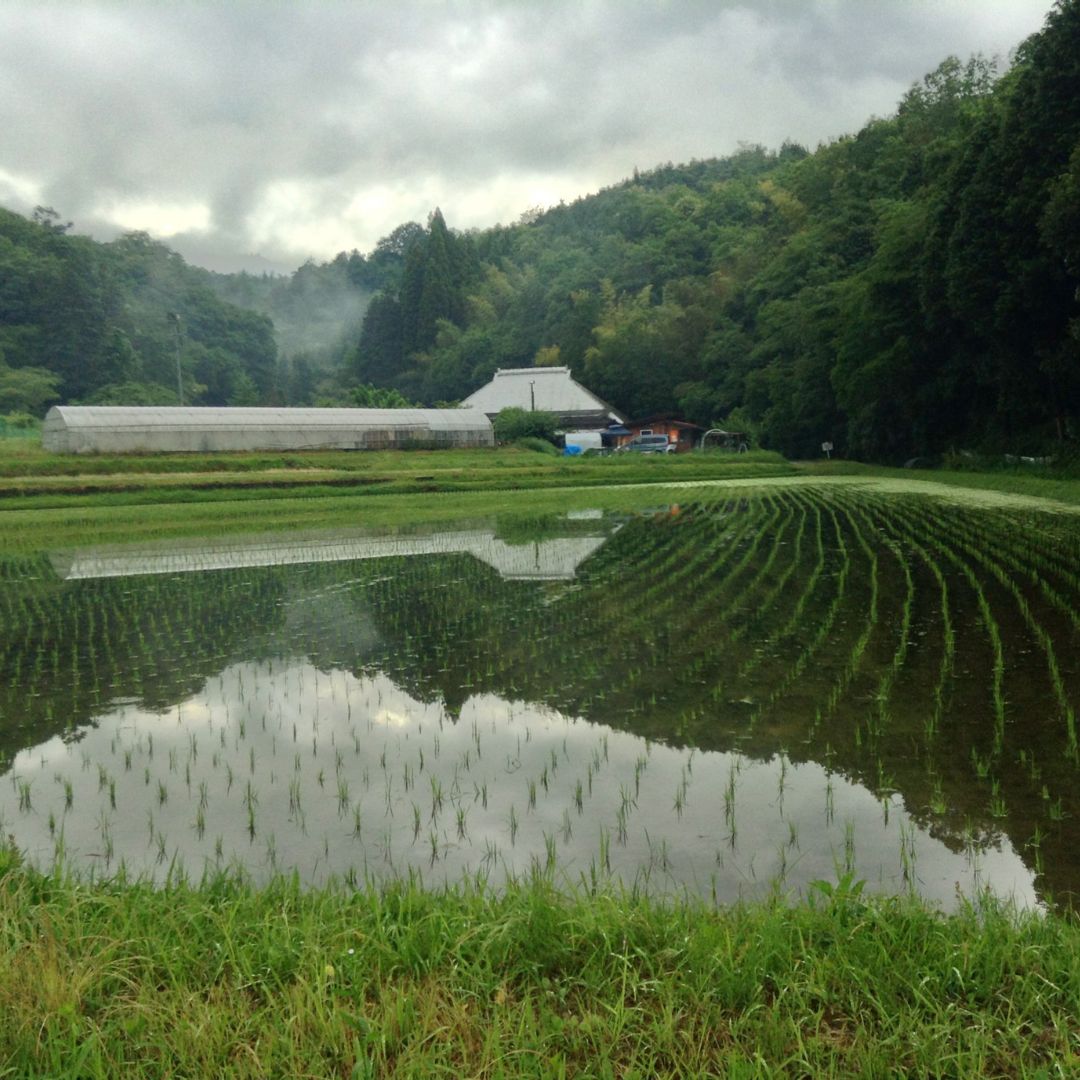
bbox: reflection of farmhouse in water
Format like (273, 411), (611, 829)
(49, 518), (618, 583)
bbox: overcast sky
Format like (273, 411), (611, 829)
(0, 1), (1055, 274)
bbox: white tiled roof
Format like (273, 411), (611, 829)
(461, 367), (624, 422)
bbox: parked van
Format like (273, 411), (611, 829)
(619, 434), (674, 454)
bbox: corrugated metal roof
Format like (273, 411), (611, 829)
(461, 367), (624, 422)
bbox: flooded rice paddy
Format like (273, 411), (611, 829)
(3, 483), (1080, 909)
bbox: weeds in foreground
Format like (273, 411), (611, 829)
(0, 847), (1078, 1079)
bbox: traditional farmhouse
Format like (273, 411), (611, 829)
(461, 367), (625, 431)
(41, 406), (494, 454)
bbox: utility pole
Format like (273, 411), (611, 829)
(529, 380), (535, 412)
(169, 312), (184, 405)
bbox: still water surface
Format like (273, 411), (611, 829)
(2, 487), (1078, 908)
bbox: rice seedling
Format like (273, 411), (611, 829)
(843, 819), (856, 876)
(598, 826), (611, 873)
(429, 776), (443, 823)
(560, 807), (573, 843)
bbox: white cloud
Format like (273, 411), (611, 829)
(96, 197), (212, 237)
(245, 176), (444, 260)
(0, 166), (42, 208)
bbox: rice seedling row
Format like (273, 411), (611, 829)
(837, 492), (1080, 862)
(898, 498), (1078, 757)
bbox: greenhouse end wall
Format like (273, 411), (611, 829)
(41, 407), (494, 454)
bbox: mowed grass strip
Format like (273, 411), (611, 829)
(800, 460), (1080, 509)
(0, 442), (793, 500)
(1, 851), (1078, 1078)
(0, 442), (545, 477)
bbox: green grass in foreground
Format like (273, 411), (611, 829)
(1, 854), (1078, 1078)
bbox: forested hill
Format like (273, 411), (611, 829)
(0, 207), (394, 412)
(349, 0), (1080, 460)
(0, 212), (280, 410)
(1, 1), (1078, 461)
(0, 200), (421, 414)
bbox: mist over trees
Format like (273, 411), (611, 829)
(0, 0), (1077, 459)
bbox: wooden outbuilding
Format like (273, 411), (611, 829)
(617, 415), (705, 453)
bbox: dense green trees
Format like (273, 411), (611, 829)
(349, 208), (485, 404)
(491, 407), (558, 444)
(0, 213), (277, 412)
(0, 361), (59, 414)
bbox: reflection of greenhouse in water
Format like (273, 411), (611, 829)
(49, 526), (616, 583)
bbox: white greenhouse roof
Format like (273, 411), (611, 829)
(42, 406), (492, 453)
(461, 367), (624, 422)
(44, 406), (487, 432)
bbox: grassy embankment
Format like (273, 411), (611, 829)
(7, 437), (1080, 510)
(0, 439), (793, 504)
(2, 847), (1078, 1078)
(800, 458), (1080, 508)
(0, 441), (795, 553)
(7, 445), (1080, 555)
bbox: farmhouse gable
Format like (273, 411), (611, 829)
(462, 367), (625, 430)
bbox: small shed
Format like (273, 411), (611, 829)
(462, 367), (625, 430)
(618, 415), (705, 454)
(41, 406), (494, 454)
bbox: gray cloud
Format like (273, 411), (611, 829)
(0, 0), (1053, 272)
